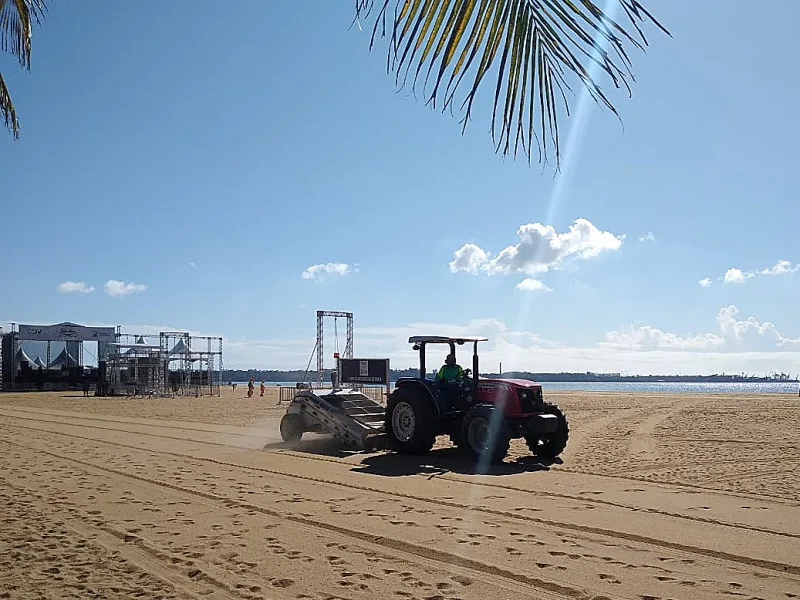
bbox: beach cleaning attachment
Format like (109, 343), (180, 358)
(279, 386), (386, 450)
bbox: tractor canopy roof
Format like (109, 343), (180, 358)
(408, 336), (488, 344)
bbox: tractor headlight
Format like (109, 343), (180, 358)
(516, 389), (537, 413)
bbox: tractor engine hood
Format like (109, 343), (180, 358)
(478, 377), (542, 389)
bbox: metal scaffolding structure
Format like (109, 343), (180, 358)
(0, 322), (222, 396)
(158, 332), (223, 397)
(105, 331), (223, 397)
(107, 333), (162, 396)
(316, 310), (353, 385)
(160, 331), (190, 395)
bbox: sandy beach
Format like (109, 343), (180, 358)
(1, 388), (798, 599)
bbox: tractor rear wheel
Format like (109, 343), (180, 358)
(525, 402), (569, 458)
(280, 413), (303, 443)
(385, 387), (437, 455)
(448, 416), (466, 449)
(460, 404), (511, 464)
(449, 432), (466, 450)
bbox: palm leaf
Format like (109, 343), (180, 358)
(1, 0), (48, 138)
(354, 0), (670, 166)
(0, 70), (18, 137)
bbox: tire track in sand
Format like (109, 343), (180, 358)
(2, 424), (799, 579)
(0, 437), (597, 600)
(5, 410), (799, 538)
(0, 405), (269, 439)
(0, 408), (260, 450)
(1, 475), (246, 600)
(5, 404), (799, 507)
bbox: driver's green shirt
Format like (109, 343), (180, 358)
(436, 364), (464, 382)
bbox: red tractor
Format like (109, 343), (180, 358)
(385, 336), (568, 463)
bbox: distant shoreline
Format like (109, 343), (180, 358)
(227, 379), (800, 395)
(223, 371), (799, 384)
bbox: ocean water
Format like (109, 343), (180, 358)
(534, 381), (798, 394)
(233, 380), (799, 394)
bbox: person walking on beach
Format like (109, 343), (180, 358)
(259, 381), (265, 397)
(247, 377), (254, 398)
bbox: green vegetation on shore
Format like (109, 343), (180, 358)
(223, 369), (798, 384)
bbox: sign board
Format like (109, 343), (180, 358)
(338, 358), (390, 386)
(17, 323), (116, 342)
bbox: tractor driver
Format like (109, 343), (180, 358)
(436, 354), (464, 383)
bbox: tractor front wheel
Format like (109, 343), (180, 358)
(461, 404), (511, 464)
(385, 388), (437, 455)
(525, 402), (569, 458)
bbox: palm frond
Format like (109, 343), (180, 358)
(0, 0), (48, 138)
(1, 0), (47, 69)
(354, 0), (670, 166)
(0, 70), (19, 138)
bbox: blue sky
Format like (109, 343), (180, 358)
(2, 0), (799, 375)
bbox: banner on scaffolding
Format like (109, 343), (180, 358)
(338, 358), (390, 386)
(17, 323), (116, 342)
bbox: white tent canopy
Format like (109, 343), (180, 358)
(170, 339), (188, 355)
(49, 347), (78, 369)
(15, 347), (34, 366)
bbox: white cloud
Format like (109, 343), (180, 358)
(449, 218), (624, 279)
(273, 307), (799, 374)
(57, 281), (94, 294)
(302, 262), (355, 280)
(602, 305), (800, 352)
(516, 278), (553, 292)
(758, 259), (799, 276)
(638, 232), (655, 242)
(449, 244), (489, 275)
(603, 325), (723, 351)
(698, 278), (712, 288)
(104, 279), (148, 297)
(723, 267), (751, 284)
(41, 309), (799, 375)
(716, 305), (800, 350)
(719, 260), (798, 284)
(189, 261), (197, 268)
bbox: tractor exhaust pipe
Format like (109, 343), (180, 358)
(473, 341), (479, 388)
